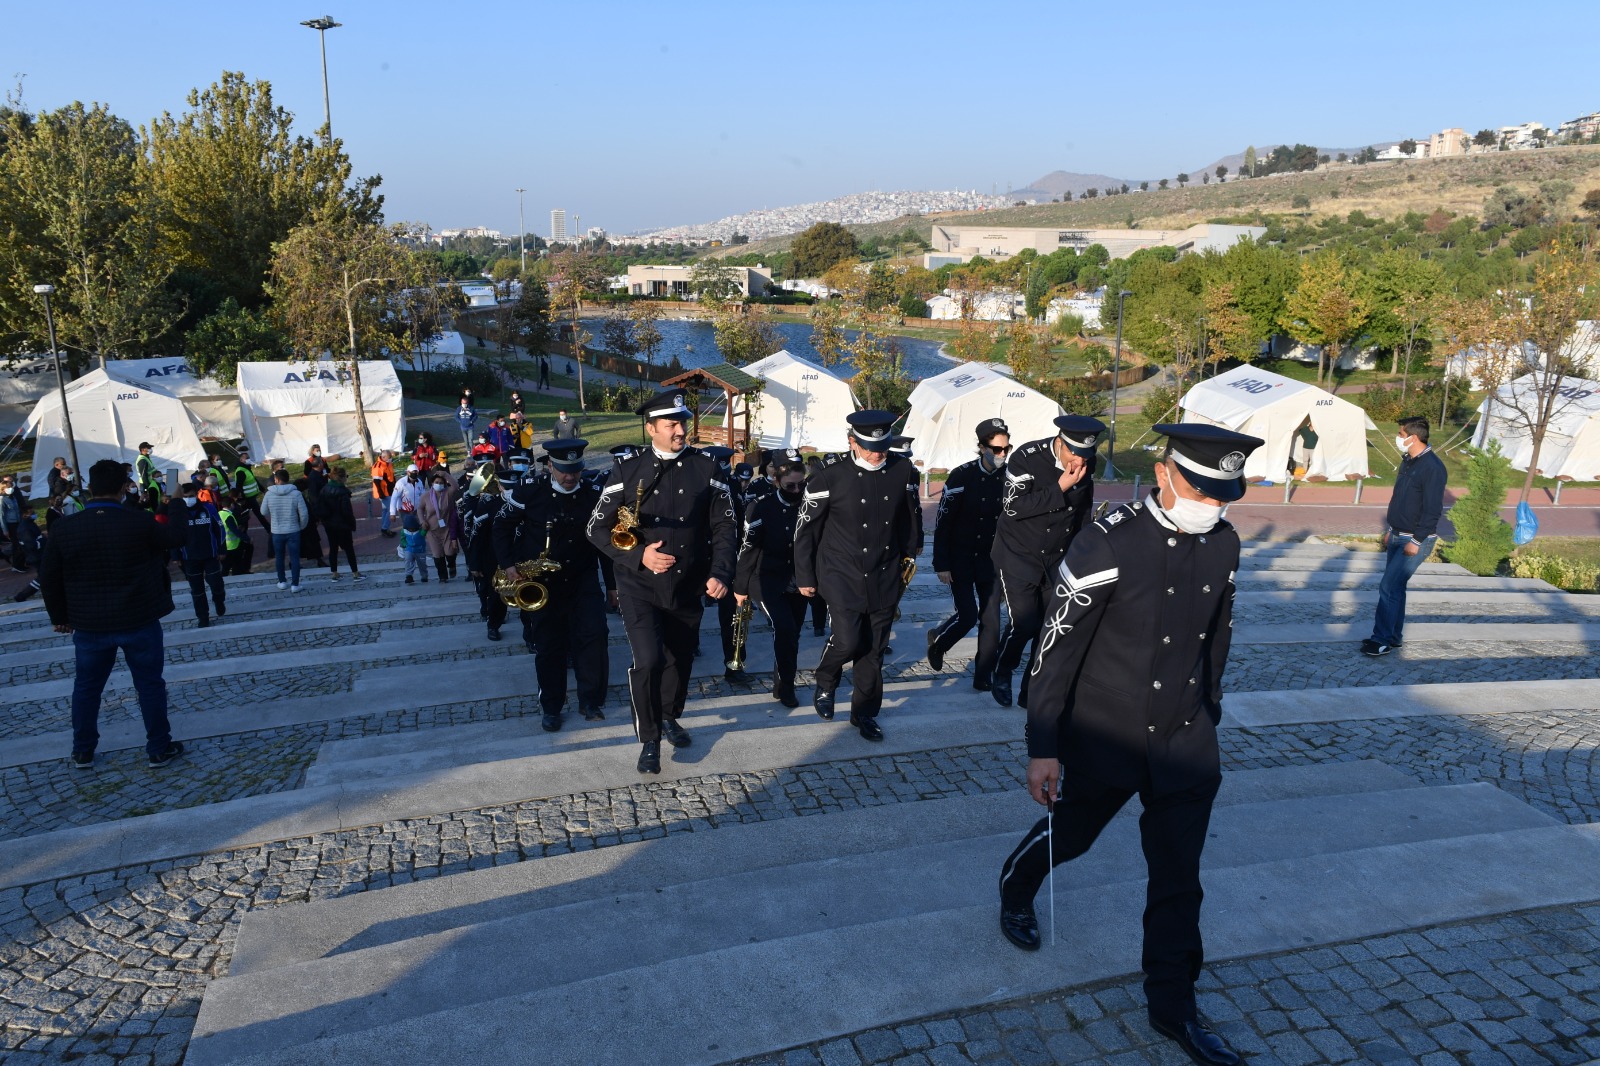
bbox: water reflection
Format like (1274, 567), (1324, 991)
(580, 317), (956, 379)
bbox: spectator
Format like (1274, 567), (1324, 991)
(370, 449), (397, 537)
(455, 396), (477, 451)
(508, 389), (525, 415)
(303, 445), (330, 495)
(175, 483), (227, 627)
(486, 417), (513, 457)
(46, 457), (69, 498)
(198, 473), (223, 508)
(260, 469), (309, 592)
(390, 463), (427, 526)
(459, 385), (475, 408)
(320, 465), (363, 582)
(471, 433), (500, 466)
(401, 523), (429, 584)
(231, 455), (263, 517)
(120, 464), (142, 509)
(220, 493), (254, 576)
(41, 458), (187, 770)
(553, 407), (579, 440)
(413, 432), (438, 474)
(1364, 416), (1447, 657)
(538, 356), (551, 390)
(135, 442), (162, 509)
(1, 475), (25, 571)
(511, 414), (535, 454)
(296, 476), (326, 567)
(418, 469), (459, 582)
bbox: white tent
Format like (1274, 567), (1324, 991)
(0, 354), (68, 406)
(389, 330), (466, 372)
(1472, 373), (1600, 481)
(1180, 364), (1377, 482)
(21, 368), (208, 491)
(730, 350), (858, 452)
(101, 357), (242, 438)
(236, 360), (405, 460)
(902, 362), (1064, 471)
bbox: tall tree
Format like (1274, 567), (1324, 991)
(809, 298), (849, 368)
(545, 250), (606, 411)
(0, 101), (178, 368)
(1279, 252), (1369, 385)
(508, 276), (554, 356)
(1363, 249), (1443, 381)
(689, 259), (740, 301)
(709, 300), (781, 365)
(1201, 282), (1256, 367)
(632, 298), (664, 371)
(183, 297), (290, 386)
(790, 221), (860, 277)
(267, 217), (421, 464)
(1243, 146), (1257, 177)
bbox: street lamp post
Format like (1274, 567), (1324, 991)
(1105, 289), (1133, 480)
(300, 16), (341, 143)
(33, 284), (80, 483)
(515, 187), (526, 274)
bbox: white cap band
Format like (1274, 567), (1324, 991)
(1170, 448), (1240, 481)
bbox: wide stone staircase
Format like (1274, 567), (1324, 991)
(2, 540), (1599, 1065)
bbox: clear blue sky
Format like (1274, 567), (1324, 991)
(7, 1), (1594, 235)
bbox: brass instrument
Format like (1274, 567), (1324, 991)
(727, 598), (754, 671)
(495, 521), (563, 611)
(893, 556), (917, 621)
(611, 479), (644, 550)
(466, 462), (502, 498)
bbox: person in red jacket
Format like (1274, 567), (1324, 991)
(413, 432), (438, 474)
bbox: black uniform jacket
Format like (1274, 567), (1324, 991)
(586, 447), (736, 607)
(1024, 495), (1238, 795)
(460, 491), (503, 575)
(496, 479), (614, 595)
(991, 437), (1094, 577)
(932, 457), (1004, 574)
(793, 452), (921, 611)
(734, 492), (801, 599)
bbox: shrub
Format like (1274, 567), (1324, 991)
(897, 293), (929, 318)
(1050, 378), (1108, 417)
(416, 360), (506, 401)
(1080, 344), (1112, 375)
(1441, 440), (1515, 576)
(1508, 552), (1600, 591)
(1141, 384), (1180, 423)
(1357, 379), (1463, 423)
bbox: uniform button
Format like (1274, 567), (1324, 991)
(1162, 636), (1171, 644)
(1200, 536), (1207, 543)
(1188, 678), (1197, 685)
(1203, 584), (1211, 593)
(1148, 725), (1156, 733)
(1167, 537), (1177, 547)
(1166, 587), (1175, 595)
(1152, 680), (1162, 690)
(862, 547), (868, 552)
(1199, 632), (1207, 639)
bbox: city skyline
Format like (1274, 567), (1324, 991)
(6, 0), (1595, 235)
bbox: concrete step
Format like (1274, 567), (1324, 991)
(185, 787), (1597, 1066)
(1234, 572), (1557, 592)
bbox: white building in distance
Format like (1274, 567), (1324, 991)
(924, 222), (1265, 268)
(550, 209), (567, 241)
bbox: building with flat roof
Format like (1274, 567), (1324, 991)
(550, 209), (567, 241)
(923, 222), (1266, 267)
(625, 264), (774, 299)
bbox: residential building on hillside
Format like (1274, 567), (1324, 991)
(438, 226), (503, 240)
(1498, 122), (1548, 150)
(625, 264), (774, 299)
(923, 222), (1265, 267)
(1377, 141), (1430, 161)
(1558, 112), (1600, 143)
(1430, 128), (1470, 157)
(550, 209), (567, 241)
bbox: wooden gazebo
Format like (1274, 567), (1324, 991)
(661, 362), (761, 451)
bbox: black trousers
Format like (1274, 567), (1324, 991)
(326, 528), (358, 573)
(619, 590), (703, 742)
(809, 594), (829, 634)
(999, 772), (1221, 1025)
(995, 564), (1049, 685)
(526, 578), (608, 714)
(473, 571), (508, 631)
(755, 583), (807, 685)
(223, 541), (255, 576)
(716, 591), (738, 667)
(929, 562), (1001, 684)
(812, 601), (895, 718)
(301, 517), (324, 561)
(182, 557), (225, 623)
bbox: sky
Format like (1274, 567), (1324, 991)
(6, 1), (1596, 236)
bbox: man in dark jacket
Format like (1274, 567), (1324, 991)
(927, 417), (1010, 688)
(319, 466), (363, 581)
(42, 459), (188, 770)
(176, 483), (227, 627)
(1364, 415), (1447, 657)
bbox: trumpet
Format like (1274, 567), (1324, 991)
(495, 521), (563, 611)
(727, 598), (754, 671)
(893, 556), (917, 621)
(611, 479), (644, 550)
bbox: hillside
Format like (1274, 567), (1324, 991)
(703, 146), (1600, 262)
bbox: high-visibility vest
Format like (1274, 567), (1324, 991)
(220, 509), (242, 551)
(234, 465), (261, 498)
(136, 454), (160, 490)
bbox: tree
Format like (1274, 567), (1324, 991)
(1215, 164), (1228, 182)
(1120, 183), (1130, 195)
(1473, 129), (1498, 148)
(392, 278), (465, 368)
(268, 217), (421, 465)
(489, 257), (521, 302)
(1158, 178), (1169, 190)
(689, 258), (741, 301)
(790, 221), (860, 277)
(1005, 320), (1052, 382)
(1443, 441), (1516, 575)
(1279, 251), (1369, 385)
(1202, 173), (1210, 185)
(1243, 146), (1257, 177)
(545, 250), (607, 410)
(1140, 181), (1149, 192)
(1336, 152), (1348, 163)
(809, 298), (849, 368)
(863, 261), (897, 311)
(1201, 282), (1255, 368)
(0, 101), (179, 369)
(182, 297), (289, 385)
(1364, 249), (1443, 383)
(1176, 173), (1189, 187)
(1482, 186), (1545, 229)
(632, 298), (664, 372)
(1398, 139), (1418, 157)
(508, 276), (554, 355)
(709, 301), (781, 365)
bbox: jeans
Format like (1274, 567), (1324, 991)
(272, 529), (303, 585)
(1371, 534), (1435, 645)
(72, 622), (172, 758)
(379, 500), (392, 532)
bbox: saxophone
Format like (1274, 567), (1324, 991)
(611, 479), (643, 550)
(495, 521), (564, 611)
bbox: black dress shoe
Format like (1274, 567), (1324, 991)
(1148, 1014), (1240, 1066)
(541, 712), (562, 732)
(486, 626), (502, 641)
(991, 675), (1013, 708)
(724, 668), (753, 685)
(814, 689), (836, 721)
(581, 705), (604, 721)
(926, 630), (944, 671)
(972, 674), (992, 692)
(662, 719), (691, 747)
(637, 741), (661, 774)
(999, 902), (1040, 951)
(774, 680), (800, 708)
(1017, 685), (1029, 710)
(850, 715), (884, 741)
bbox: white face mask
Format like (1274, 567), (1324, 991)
(1395, 434), (1412, 453)
(184, 497), (198, 508)
(1168, 495), (1224, 534)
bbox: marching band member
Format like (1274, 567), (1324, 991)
(732, 451), (808, 707)
(702, 445), (751, 684)
(927, 417), (1010, 689)
(459, 462), (508, 642)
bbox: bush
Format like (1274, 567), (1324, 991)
(897, 293), (929, 318)
(1049, 379), (1108, 417)
(1357, 379), (1463, 423)
(1141, 384), (1180, 423)
(1508, 551), (1600, 591)
(595, 382), (652, 413)
(1441, 440), (1516, 576)
(415, 360), (507, 401)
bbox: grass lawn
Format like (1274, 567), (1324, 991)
(1514, 537), (1600, 567)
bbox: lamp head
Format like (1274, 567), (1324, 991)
(301, 16), (341, 30)
(1119, 290), (1133, 298)
(32, 284), (54, 296)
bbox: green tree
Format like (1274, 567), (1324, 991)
(790, 221), (860, 277)
(710, 302), (781, 365)
(267, 218), (422, 464)
(847, 328), (910, 410)
(1243, 146), (1257, 177)
(1139, 181), (1149, 192)
(1279, 251), (1369, 385)
(897, 292), (929, 318)
(809, 299), (849, 368)
(508, 276), (554, 355)
(1443, 441), (1516, 575)
(1004, 320), (1052, 382)
(1473, 129), (1498, 148)
(689, 259), (740, 301)
(863, 261), (897, 311)
(545, 250), (607, 410)
(182, 297), (289, 385)
(1157, 178), (1169, 190)
(1363, 249), (1443, 380)
(1215, 164), (1228, 182)
(1176, 173), (1189, 187)
(632, 298), (664, 371)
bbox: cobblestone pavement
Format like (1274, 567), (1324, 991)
(1232, 600), (1600, 626)
(738, 905), (1600, 1066)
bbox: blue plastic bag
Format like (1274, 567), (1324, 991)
(1513, 501), (1539, 546)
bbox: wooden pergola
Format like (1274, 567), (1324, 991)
(661, 362), (761, 451)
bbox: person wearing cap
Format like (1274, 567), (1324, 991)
(794, 410), (922, 741)
(989, 414), (1106, 709)
(734, 453), (812, 707)
(927, 417), (1011, 688)
(996, 423), (1263, 1066)
(460, 462), (510, 641)
(587, 389), (736, 773)
(389, 463), (428, 528)
(492, 439), (614, 730)
(700, 445), (751, 684)
(135, 442), (162, 510)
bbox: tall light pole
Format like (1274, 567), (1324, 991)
(33, 284), (80, 483)
(300, 16), (341, 144)
(1105, 289), (1132, 480)
(515, 188), (526, 273)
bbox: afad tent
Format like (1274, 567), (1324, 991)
(236, 361), (404, 461)
(1472, 373), (1600, 481)
(102, 357), (242, 439)
(729, 350), (858, 452)
(389, 330), (466, 372)
(1180, 364), (1376, 482)
(902, 362), (1064, 471)
(22, 368), (207, 492)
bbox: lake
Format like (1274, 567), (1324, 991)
(580, 317), (956, 380)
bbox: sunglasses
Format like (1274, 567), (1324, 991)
(987, 445), (1012, 455)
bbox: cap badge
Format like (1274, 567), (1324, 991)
(1219, 451), (1246, 474)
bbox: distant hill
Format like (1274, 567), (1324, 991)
(1010, 170), (1137, 201)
